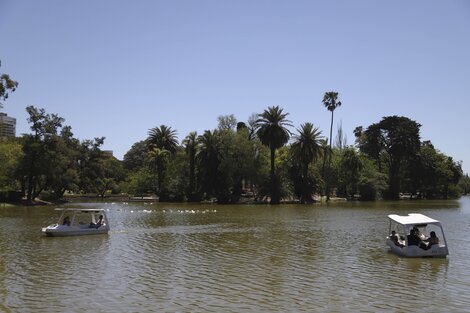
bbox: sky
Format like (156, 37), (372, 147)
(1, 0), (469, 173)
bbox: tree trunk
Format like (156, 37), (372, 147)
(189, 154), (195, 193)
(269, 147), (281, 204)
(301, 164), (309, 204)
(26, 176), (34, 202)
(326, 111), (334, 202)
(270, 147), (275, 178)
(388, 160), (400, 200)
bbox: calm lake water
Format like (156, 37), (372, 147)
(1, 197), (470, 312)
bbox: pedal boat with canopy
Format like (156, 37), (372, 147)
(386, 213), (448, 258)
(42, 208), (110, 237)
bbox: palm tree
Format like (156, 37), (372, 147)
(146, 147), (170, 195)
(146, 125), (178, 198)
(255, 106), (292, 203)
(147, 125), (178, 153)
(322, 91), (342, 147)
(291, 123), (323, 203)
(197, 130), (221, 198)
(322, 91), (342, 201)
(183, 131), (198, 195)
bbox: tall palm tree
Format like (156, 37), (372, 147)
(197, 130), (221, 197)
(146, 125), (178, 198)
(291, 122), (323, 203)
(146, 147), (170, 194)
(322, 91), (342, 201)
(255, 106), (292, 204)
(255, 106), (292, 178)
(183, 131), (198, 194)
(322, 91), (342, 150)
(147, 125), (178, 153)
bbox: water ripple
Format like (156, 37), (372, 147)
(1, 202), (470, 312)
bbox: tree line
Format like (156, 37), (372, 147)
(0, 103), (466, 204)
(0, 64), (467, 204)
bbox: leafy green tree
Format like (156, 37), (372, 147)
(408, 141), (440, 199)
(217, 114), (237, 131)
(322, 91), (342, 201)
(123, 140), (148, 171)
(255, 106), (292, 204)
(357, 156), (387, 200)
(459, 174), (470, 195)
(217, 127), (263, 203)
(199, 115), (262, 203)
(0, 61), (18, 109)
(46, 126), (81, 199)
(78, 137), (106, 194)
(290, 123), (323, 203)
(441, 157), (462, 199)
(77, 137), (126, 197)
(124, 167), (155, 196)
(161, 149), (190, 201)
(338, 148), (362, 198)
(353, 126), (366, 147)
(95, 156), (126, 197)
(0, 138), (22, 191)
(414, 147), (463, 199)
(182, 131), (199, 198)
(19, 106), (65, 201)
(195, 127), (261, 203)
(18, 111), (81, 201)
(359, 116), (421, 199)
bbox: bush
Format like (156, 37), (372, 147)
(0, 191), (23, 203)
(358, 173), (388, 201)
(358, 178), (377, 200)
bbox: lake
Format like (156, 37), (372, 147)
(1, 197), (470, 312)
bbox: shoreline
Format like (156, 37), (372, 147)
(2, 194), (466, 207)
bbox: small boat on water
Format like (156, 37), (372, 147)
(386, 213), (449, 257)
(42, 208), (110, 237)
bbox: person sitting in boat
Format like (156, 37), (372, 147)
(62, 216), (71, 226)
(89, 215), (105, 229)
(407, 228), (422, 246)
(390, 230), (404, 247)
(424, 231), (439, 249)
(413, 226), (426, 240)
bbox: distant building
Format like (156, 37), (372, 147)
(0, 113), (16, 138)
(102, 150), (114, 158)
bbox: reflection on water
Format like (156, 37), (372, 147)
(1, 198), (470, 312)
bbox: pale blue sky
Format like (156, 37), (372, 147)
(1, 0), (469, 173)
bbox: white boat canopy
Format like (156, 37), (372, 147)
(387, 213), (439, 225)
(386, 213), (449, 257)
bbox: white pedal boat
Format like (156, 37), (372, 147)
(386, 213), (449, 258)
(42, 208), (110, 237)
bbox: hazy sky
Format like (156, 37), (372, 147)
(1, 0), (469, 173)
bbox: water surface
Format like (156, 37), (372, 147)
(1, 198), (470, 312)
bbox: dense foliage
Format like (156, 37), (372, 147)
(0, 68), (465, 203)
(0, 105), (465, 203)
